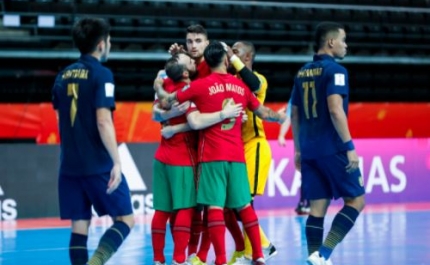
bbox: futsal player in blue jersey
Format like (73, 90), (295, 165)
(290, 22), (365, 265)
(52, 18), (134, 265)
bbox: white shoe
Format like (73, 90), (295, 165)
(306, 251), (333, 265)
(262, 243), (277, 261)
(231, 256), (252, 265)
(154, 262), (166, 265)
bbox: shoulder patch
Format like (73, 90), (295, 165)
(105, 83), (115, 97)
(334, 73), (345, 86)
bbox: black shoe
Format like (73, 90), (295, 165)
(295, 200), (310, 215)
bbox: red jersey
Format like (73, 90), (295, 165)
(154, 81), (198, 166)
(196, 60), (211, 79)
(176, 72), (261, 163)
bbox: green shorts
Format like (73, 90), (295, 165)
(197, 161), (251, 209)
(153, 159), (197, 212)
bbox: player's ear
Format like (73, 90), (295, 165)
(223, 54), (229, 68)
(327, 38), (335, 48)
(97, 39), (105, 53)
(183, 70), (189, 79)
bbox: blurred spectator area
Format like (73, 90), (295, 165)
(0, 0), (429, 102)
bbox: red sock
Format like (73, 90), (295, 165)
(188, 210), (202, 256)
(207, 208), (226, 265)
(170, 212), (177, 236)
(173, 208), (194, 263)
(151, 210), (171, 263)
(197, 208), (211, 262)
(197, 225), (211, 262)
(239, 206), (263, 260)
(224, 208), (245, 251)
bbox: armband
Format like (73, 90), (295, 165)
(344, 140), (355, 151)
(230, 55), (245, 71)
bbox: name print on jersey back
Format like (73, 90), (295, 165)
(209, 82), (245, 96)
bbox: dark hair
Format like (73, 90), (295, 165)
(314, 22), (344, 52)
(236, 40), (256, 62)
(165, 54), (185, 82)
(203, 41), (227, 68)
(72, 18), (110, 54)
(186, 24), (208, 39)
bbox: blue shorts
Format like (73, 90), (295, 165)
(301, 152), (365, 200)
(58, 172), (133, 220)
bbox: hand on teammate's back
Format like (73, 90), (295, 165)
(161, 125), (176, 139)
(170, 101), (190, 115)
(221, 98), (243, 119)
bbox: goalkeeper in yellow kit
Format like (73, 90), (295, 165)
(226, 41), (278, 264)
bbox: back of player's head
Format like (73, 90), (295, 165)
(72, 18), (110, 55)
(203, 41), (227, 68)
(236, 40), (256, 62)
(165, 54), (185, 82)
(186, 24), (208, 39)
(314, 22), (344, 52)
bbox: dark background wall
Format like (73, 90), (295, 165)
(0, 0), (429, 103)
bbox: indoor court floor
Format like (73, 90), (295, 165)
(1, 203), (429, 265)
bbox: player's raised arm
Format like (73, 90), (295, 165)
(223, 41), (261, 92)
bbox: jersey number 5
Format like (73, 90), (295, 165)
(221, 98), (235, 131)
(302, 81), (318, 119)
(67, 83), (79, 126)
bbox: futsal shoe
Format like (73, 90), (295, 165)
(306, 251), (333, 265)
(262, 243), (278, 261)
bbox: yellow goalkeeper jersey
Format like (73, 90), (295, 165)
(241, 71), (268, 143)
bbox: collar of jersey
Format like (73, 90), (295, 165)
(79, 54), (100, 65)
(313, 54), (335, 62)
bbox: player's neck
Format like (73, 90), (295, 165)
(211, 66), (227, 74)
(317, 48), (334, 58)
(195, 56), (204, 65)
(182, 78), (191, 84)
(89, 52), (101, 61)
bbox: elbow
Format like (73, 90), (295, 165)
(329, 108), (343, 121)
(187, 115), (202, 130)
(97, 117), (111, 131)
(188, 119), (201, 130)
(258, 111), (268, 121)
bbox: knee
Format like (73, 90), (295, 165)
(116, 214), (135, 229)
(345, 196), (365, 212)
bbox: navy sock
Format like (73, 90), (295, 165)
(305, 215), (324, 255)
(319, 205), (359, 260)
(87, 221), (131, 265)
(69, 233), (88, 265)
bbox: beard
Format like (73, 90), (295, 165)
(189, 70), (198, 80)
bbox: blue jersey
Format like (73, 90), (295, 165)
(52, 55), (115, 176)
(291, 54), (349, 159)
